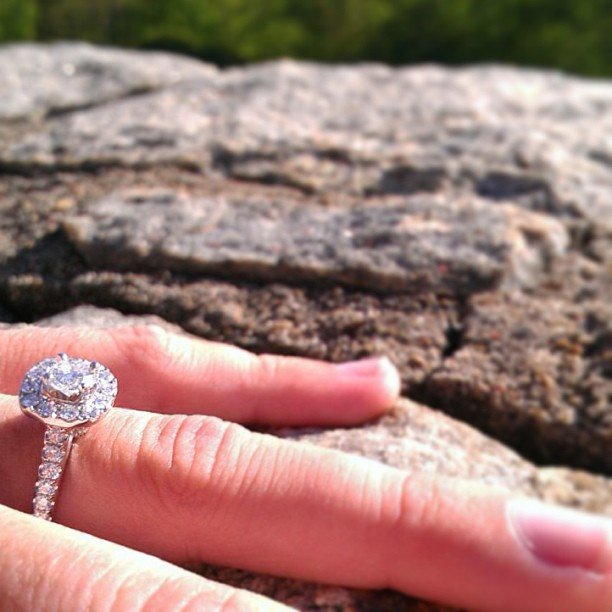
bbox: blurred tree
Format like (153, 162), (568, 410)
(123, 0), (305, 63)
(1, 0), (611, 76)
(0, 0), (37, 41)
(374, 0), (612, 75)
(287, 0), (393, 61)
(36, 0), (138, 44)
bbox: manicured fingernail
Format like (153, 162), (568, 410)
(335, 357), (401, 395)
(335, 357), (385, 376)
(507, 498), (612, 573)
(335, 356), (393, 377)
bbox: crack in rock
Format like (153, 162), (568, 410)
(61, 189), (568, 296)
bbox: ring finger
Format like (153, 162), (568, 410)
(0, 326), (400, 425)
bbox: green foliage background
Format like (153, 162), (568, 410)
(2, 0), (612, 76)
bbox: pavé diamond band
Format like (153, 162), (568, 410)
(19, 353), (118, 521)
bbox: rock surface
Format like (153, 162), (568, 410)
(3, 49), (612, 230)
(1, 43), (611, 610)
(0, 42), (215, 121)
(63, 189), (567, 294)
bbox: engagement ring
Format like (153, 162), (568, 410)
(19, 353), (117, 521)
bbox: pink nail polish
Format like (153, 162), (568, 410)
(507, 498), (612, 573)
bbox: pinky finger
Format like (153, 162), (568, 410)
(0, 504), (286, 611)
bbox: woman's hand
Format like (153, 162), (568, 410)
(0, 326), (610, 611)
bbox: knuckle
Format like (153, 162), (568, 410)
(108, 325), (170, 370)
(107, 325), (172, 408)
(237, 353), (284, 421)
(377, 473), (448, 588)
(251, 354), (282, 386)
(395, 472), (445, 533)
(136, 414), (240, 514)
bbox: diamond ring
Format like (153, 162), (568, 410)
(19, 353), (118, 521)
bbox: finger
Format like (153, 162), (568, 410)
(0, 504), (286, 611)
(0, 326), (400, 425)
(1, 398), (610, 611)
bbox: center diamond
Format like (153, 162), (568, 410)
(44, 359), (96, 402)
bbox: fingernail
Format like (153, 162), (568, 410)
(507, 498), (612, 573)
(335, 356), (385, 376)
(335, 357), (401, 395)
(335, 356), (393, 377)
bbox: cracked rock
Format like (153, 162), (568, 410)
(416, 285), (612, 473)
(62, 188), (568, 295)
(2, 56), (612, 228)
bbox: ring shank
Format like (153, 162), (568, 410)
(32, 426), (75, 521)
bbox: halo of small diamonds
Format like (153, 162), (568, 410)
(19, 353), (117, 428)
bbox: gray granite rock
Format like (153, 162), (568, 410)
(62, 188), (567, 295)
(415, 282), (612, 473)
(0, 42), (216, 121)
(2, 55), (612, 230)
(33, 304), (178, 330)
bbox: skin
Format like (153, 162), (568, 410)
(0, 325), (610, 611)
